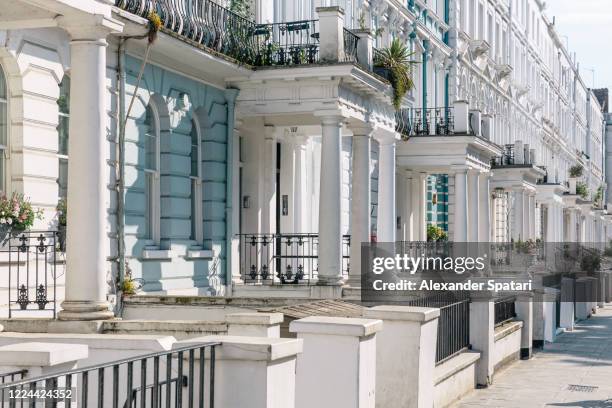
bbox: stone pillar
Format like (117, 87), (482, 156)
(545, 204), (555, 243)
(453, 100), (470, 134)
(290, 316), (382, 408)
(262, 125), (277, 235)
(354, 29), (373, 70)
(363, 306), (439, 408)
(522, 191), (530, 240)
(515, 293), (533, 359)
(479, 173), (491, 242)
(292, 136), (309, 233)
(454, 168), (468, 242)
(317, 115), (344, 285)
(469, 291), (495, 386)
(468, 170), (480, 242)
(226, 312), (283, 338)
(404, 172), (414, 240)
(416, 173), (427, 241)
(528, 193), (536, 240)
(176, 336), (303, 408)
(59, 26), (116, 320)
(316, 6), (344, 63)
(0, 342), (88, 378)
(377, 139), (396, 242)
(513, 189), (525, 241)
(349, 126), (372, 287)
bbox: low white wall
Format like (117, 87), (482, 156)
(492, 321), (522, 372)
(433, 351), (480, 408)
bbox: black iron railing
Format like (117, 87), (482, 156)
(343, 28), (359, 63)
(0, 342), (218, 408)
(494, 296), (516, 326)
(239, 233), (350, 284)
(116, 0), (259, 64)
(491, 144), (515, 167)
(253, 20), (320, 66)
(407, 292), (471, 364)
(395, 108), (455, 138)
(4, 230), (58, 318)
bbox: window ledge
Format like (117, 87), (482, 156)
(141, 249), (176, 260)
(186, 249), (214, 259)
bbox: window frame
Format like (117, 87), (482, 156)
(57, 75), (70, 199)
(189, 117), (203, 244)
(143, 102), (161, 246)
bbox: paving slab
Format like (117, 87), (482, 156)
(455, 304), (612, 408)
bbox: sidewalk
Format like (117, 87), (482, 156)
(455, 304), (612, 408)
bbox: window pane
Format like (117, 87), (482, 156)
(190, 122), (199, 177)
(145, 172), (153, 239)
(144, 106), (157, 171)
(58, 158), (68, 198)
(0, 66), (6, 100)
(57, 77), (70, 115)
(0, 100), (6, 147)
(58, 115), (69, 156)
(191, 180), (197, 240)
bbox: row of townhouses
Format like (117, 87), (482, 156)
(0, 0), (610, 320)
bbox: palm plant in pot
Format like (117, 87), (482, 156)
(374, 38), (418, 110)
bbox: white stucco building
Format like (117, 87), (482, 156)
(0, 0), (609, 317)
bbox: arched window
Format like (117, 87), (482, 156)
(57, 75), (70, 198)
(144, 104), (160, 244)
(190, 118), (203, 242)
(0, 65), (8, 195)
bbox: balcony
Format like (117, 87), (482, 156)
(491, 144), (535, 168)
(395, 107), (456, 138)
(115, 0), (365, 70)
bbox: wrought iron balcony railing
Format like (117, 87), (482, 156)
(343, 28), (359, 64)
(494, 296), (516, 326)
(252, 20), (320, 66)
(395, 107), (455, 138)
(239, 233), (350, 284)
(115, 1), (368, 70)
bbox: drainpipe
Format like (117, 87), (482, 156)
(115, 38), (127, 314)
(225, 89), (239, 297)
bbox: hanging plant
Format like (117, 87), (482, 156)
(0, 193), (43, 231)
(147, 12), (162, 44)
(374, 38), (418, 110)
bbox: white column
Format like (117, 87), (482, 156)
(417, 173), (427, 241)
(405, 172), (415, 240)
(523, 192), (530, 240)
(545, 204), (555, 243)
(454, 169), (468, 242)
(348, 126), (372, 286)
(292, 137), (309, 233)
(513, 189), (525, 241)
(468, 170), (480, 242)
(377, 139), (396, 242)
(528, 193), (536, 240)
(479, 173), (491, 242)
(317, 115), (344, 285)
(262, 125), (277, 234)
(59, 28), (115, 320)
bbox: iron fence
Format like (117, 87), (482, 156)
(239, 233), (350, 284)
(3, 230), (58, 319)
(0, 342), (218, 408)
(253, 20), (320, 66)
(342, 28), (359, 63)
(395, 108), (455, 138)
(494, 296), (516, 326)
(115, 0), (259, 64)
(407, 292), (471, 364)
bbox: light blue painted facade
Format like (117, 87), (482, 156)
(122, 56), (232, 292)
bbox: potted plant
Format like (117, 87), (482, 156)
(575, 182), (589, 200)
(569, 164), (584, 178)
(374, 38), (418, 110)
(0, 193), (43, 247)
(56, 198), (67, 252)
